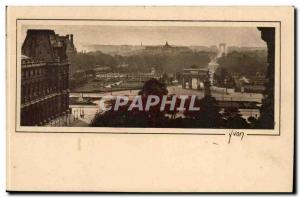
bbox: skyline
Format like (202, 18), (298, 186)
(22, 25), (267, 52)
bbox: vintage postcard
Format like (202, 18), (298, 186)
(6, 6), (294, 192)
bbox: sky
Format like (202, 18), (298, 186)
(22, 25), (267, 51)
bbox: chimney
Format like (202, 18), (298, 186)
(70, 34), (73, 42)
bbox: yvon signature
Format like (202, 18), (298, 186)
(228, 130), (245, 144)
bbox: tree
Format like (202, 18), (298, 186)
(138, 78), (168, 96)
(90, 102), (148, 127)
(198, 96), (224, 128)
(214, 67), (236, 88)
(91, 78), (170, 127)
(222, 107), (249, 128)
(183, 95), (224, 128)
(247, 116), (258, 128)
(216, 50), (268, 77)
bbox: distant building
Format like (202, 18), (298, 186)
(249, 73), (266, 86)
(61, 34), (77, 54)
(182, 68), (209, 90)
(163, 41), (171, 49)
(233, 72), (266, 93)
(242, 84), (266, 93)
(21, 29), (71, 126)
(93, 66), (111, 73)
(242, 73), (266, 93)
(144, 41), (190, 53)
(218, 43), (227, 57)
(117, 63), (129, 68)
(125, 72), (161, 83)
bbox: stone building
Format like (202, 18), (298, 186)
(182, 68), (209, 90)
(218, 43), (227, 57)
(62, 34), (77, 54)
(20, 29), (72, 126)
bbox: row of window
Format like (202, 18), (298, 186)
(21, 78), (69, 103)
(21, 67), (44, 78)
(21, 96), (69, 126)
(22, 67), (69, 79)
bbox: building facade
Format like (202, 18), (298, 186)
(21, 29), (72, 126)
(182, 68), (209, 90)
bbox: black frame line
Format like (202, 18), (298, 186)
(14, 19), (281, 136)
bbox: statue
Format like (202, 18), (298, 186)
(204, 71), (211, 97)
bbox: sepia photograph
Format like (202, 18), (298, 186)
(6, 6), (294, 193)
(20, 22), (276, 129)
